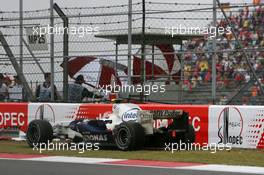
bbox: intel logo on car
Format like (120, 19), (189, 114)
(122, 109), (139, 122)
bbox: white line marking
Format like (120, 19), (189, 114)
(25, 156), (126, 164)
(177, 164), (264, 174)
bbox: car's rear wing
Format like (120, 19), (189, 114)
(137, 110), (189, 135)
(150, 110), (183, 120)
(137, 110), (185, 120)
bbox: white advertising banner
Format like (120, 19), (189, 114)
(28, 103), (81, 125)
(209, 105), (264, 149)
(25, 27), (48, 51)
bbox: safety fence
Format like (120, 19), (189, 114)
(0, 1), (264, 105)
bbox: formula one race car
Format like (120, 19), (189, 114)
(26, 103), (195, 150)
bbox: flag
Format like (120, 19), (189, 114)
(61, 56), (96, 78)
(128, 44), (181, 84)
(62, 56), (122, 88)
(99, 59), (122, 88)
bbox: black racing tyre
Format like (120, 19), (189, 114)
(184, 124), (196, 143)
(175, 124), (195, 150)
(113, 122), (145, 151)
(72, 136), (83, 143)
(26, 120), (53, 148)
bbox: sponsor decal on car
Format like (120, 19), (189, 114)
(84, 134), (108, 141)
(150, 110), (182, 119)
(121, 108), (139, 122)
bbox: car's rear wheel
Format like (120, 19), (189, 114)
(72, 136), (83, 143)
(185, 124), (195, 143)
(114, 122), (145, 151)
(26, 119), (53, 148)
(174, 124), (196, 150)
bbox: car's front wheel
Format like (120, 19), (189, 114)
(26, 119), (53, 148)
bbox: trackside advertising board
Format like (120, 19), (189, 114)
(0, 103), (28, 133)
(209, 105), (264, 149)
(1, 102), (264, 149)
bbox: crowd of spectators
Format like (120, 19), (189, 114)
(0, 72), (61, 102)
(0, 72), (101, 103)
(0, 73), (25, 102)
(182, 5), (264, 101)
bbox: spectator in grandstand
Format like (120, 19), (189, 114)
(251, 83), (259, 98)
(219, 96), (228, 105)
(204, 69), (212, 83)
(198, 58), (209, 81)
(35, 72), (59, 102)
(184, 64), (192, 79)
(261, 77), (264, 87)
(216, 72), (224, 89)
(8, 75), (26, 102)
(68, 74), (102, 103)
(190, 76), (197, 88)
(0, 73), (9, 101)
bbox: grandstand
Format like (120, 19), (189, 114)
(181, 5), (264, 104)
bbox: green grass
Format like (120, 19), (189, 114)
(0, 140), (264, 167)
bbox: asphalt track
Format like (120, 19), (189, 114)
(1, 159), (262, 175)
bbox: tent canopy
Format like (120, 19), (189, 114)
(95, 32), (204, 45)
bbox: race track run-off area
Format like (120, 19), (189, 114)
(0, 153), (264, 175)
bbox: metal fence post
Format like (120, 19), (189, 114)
(19, 0), (23, 72)
(50, 0), (55, 101)
(127, 0), (132, 86)
(212, 0), (217, 104)
(54, 3), (69, 102)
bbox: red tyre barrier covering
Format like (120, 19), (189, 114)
(0, 103), (28, 133)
